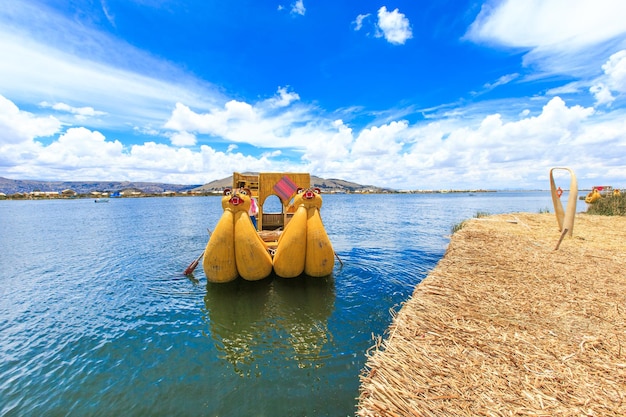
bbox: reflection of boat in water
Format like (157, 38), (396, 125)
(203, 279), (272, 374)
(202, 172), (335, 283)
(203, 276), (335, 375)
(271, 277), (335, 361)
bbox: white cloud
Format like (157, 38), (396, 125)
(590, 83), (615, 106)
(397, 97), (600, 188)
(164, 100), (258, 139)
(590, 49), (626, 106)
(483, 73), (520, 90)
(351, 121), (408, 156)
(266, 87), (300, 108)
(1, 92), (625, 189)
(39, 127), (124, 166)
(467, 0), (626, 51)
(0, 0), (625, 190)
(465, 0), (626, 79)
(375, 6), (413, 45)
(0, 95), (62, 145)
(100, 0), (115, 27)
(353, 14), (370, 31)
(306, 96), (609, 189)
(291, 0), (305, 16)
(40, 101), (107, 121)
(0, 94), (285, 183)
(170, 131), (197, 147)
(164, 87), (321, 149)
(0, 3), (223, 135)
(602, 49), (626, 93)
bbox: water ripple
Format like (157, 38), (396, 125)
(0, 192), (556, 416)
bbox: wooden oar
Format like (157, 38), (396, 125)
(184, 228), (212, 275)
(184, 251), (204, 275)
(334, 251), (344, 267)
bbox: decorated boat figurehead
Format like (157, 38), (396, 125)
(202, 187), (273, 283)
(273, 187), (335, 278)
(585, 188), (601, 204)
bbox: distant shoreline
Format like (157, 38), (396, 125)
(0, 189), (557, 201)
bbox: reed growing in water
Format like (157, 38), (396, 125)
(450, 211), (490, 234)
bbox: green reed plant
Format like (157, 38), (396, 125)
(451, 211), (491, 234)
(451, 220), (467, 234)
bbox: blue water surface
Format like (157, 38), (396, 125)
(0, 192), (564, 416)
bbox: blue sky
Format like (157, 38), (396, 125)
(1, 0), (625, 190)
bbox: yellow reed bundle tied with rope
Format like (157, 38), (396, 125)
(203, 190), (237, 283)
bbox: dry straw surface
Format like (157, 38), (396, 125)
(358, 213), (626, 417)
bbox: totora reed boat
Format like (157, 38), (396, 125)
(583, 185), (617, 203)
(201, 172), (336, 283)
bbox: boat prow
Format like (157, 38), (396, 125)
(201, 172), (336, 282)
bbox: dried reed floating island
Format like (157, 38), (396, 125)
(358, 212), (626, 417)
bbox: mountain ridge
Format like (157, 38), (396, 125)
(193, 173), (387, 193)
(0, 176), (199, 194)
(0, 174), (389, 194)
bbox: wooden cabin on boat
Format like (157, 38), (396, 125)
(232, 172), (310, 231)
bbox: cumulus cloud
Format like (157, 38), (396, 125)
(266, 87), (300, 108)
(602, 49), (626, 93)
(291, 0), (305, 16)
(164, 87), (316, 148)
(1, 91), (625, 189)
(0, 95), (285, 182)
(165, 100), (257, 138)
(590, 49), (626, 106)
(2, 0), (625, 190)
(39, 127), (124, 165)
(590, 83), (615, 106)
(169, 131), (197, 147)
(277, 1), (305, 16)
(375, 6), (413, 45)
(310, 96), (606, 189)
(380, 97), (601, 189)
(351, 121), (408, 156)
(0, 95), (62, 145)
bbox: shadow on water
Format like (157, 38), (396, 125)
(202, 274), (335, 376)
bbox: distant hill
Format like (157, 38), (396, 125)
(192, 173), (390, 193)
(0, 177), (199, 194)
(0, 174), (390, 195)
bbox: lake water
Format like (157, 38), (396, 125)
(0, 192), (572, 416)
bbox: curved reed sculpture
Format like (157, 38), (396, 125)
(549, 167), (578, 238)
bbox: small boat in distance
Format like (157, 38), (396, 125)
(94, 198), (109, 203)
(584, 185), (614, 203)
